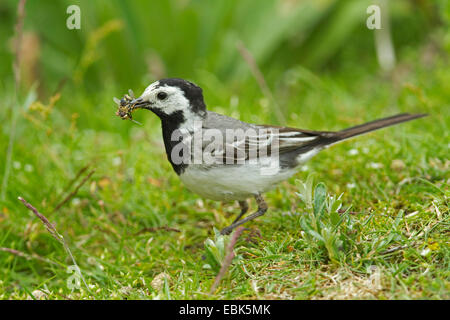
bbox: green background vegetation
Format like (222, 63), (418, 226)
(0, 0), (448, 299)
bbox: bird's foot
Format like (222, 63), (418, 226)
(220, 225), (234, 235)
(220, 194), (267, 235)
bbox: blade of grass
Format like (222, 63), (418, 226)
(236, 40), (287, 125)
(1, 0), (26, 201)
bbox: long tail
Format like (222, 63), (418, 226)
(332, 113), (427, 142)
(286, 113), (427, 166)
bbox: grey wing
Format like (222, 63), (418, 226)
(200, 111), (335, 166)
(200, 111), (259, 164)
(256, 124), (339, 167)
(203, 111), (256, 131)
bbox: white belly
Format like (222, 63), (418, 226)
(179, 164), (298, 201)
(178, 147), (321, 201)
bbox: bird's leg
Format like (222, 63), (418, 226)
(220, 195), (267, 235)
(231, 200), (249, 224)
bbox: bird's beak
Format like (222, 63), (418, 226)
(130, 98), (150, 110)
(132, 98), (155, 111)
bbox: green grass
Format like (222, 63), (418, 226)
(1, 56), (448, 299)
(0, 0), (449, 300)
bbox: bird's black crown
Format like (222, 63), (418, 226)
(157, 78), (207, 115)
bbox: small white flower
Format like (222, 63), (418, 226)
(13, 161), (21, 169)
(251, 280), (259, 294)
(347, 183), (356, 189)
(126, 167), (135, 176)
(230, 95), (239, 108)
(348, 149), (359, 156)
(368, 162), (383, 169)
(300, 165), (308, 172)
(71, 198), (81, 206)
(420, 248), (431, 257)
(112, 157), (122, 166)
(24, 164), (34, 172)
(196, 199), (204, 208)
(405, 211), (419, 219)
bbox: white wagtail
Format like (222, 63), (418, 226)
(115, 78), (426, 234)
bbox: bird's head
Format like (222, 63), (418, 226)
(129, 78), (207, 122)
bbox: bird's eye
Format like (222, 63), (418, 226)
(157, 92), (168, 100)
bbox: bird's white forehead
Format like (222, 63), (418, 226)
(142, 81), (183, 97)
(142, 81), (159, 95)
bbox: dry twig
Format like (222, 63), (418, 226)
(18, 196), (91, 293)
(236, 40), (286, 124)
(53, 169), (95, 212)
(61, 165), (90, 196)
(134, 226), (181, 235)
(381, 244), (409, 255)
(0, 247), (58, 265)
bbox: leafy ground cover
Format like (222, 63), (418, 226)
(0, 0), (448, 299)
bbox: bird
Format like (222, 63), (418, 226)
(117, 78), (426, 235)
